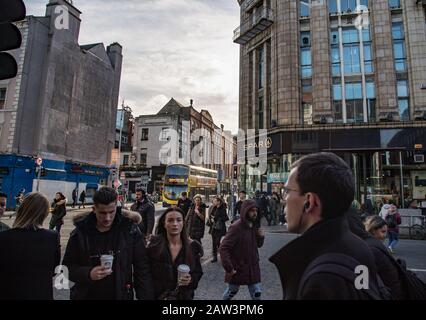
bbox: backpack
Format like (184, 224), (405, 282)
(385, 214), (397, 228)
(373, 244), (426, 300)
(394, 258), (426, 300)
(298, 253), (389, 300)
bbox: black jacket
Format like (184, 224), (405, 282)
(208, 204), (228, 237)
(146, 236), (203, 300)
(0, 221), (9, 232)
(49, 200), (67, 228)
(0, 228), (60, 300)
(62, 210), (154, 300)
(185, 203), (206, 240)
(269, 216), (381, 300)
(177, 198), (192, 218)
(131, 198), (155, 235)
(347, 209), (405, 299)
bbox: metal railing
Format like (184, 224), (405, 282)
(233, 7), (274, 42)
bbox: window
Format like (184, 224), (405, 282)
(345, 82), (363, 123)
(397, 80), (409, 121)
(161, 127), (169, 140)
(0, 88), (6, 110)
(343, 44), (361, 74)
(342, 28), (359, 44)
(392, 23), (406, 71)
(300, 0), (310, 18)
(300, 31), (312, 78)
(258, 96), (264, 129)
(302, 103), (313, 125)
(341, 0), (357, 13)
(141, 128), (149, 141)
(258, 46), (264, 89)
(333, 83), (343, 123)
(140, 154), (147, 166)
(329, 0), (338, 14)
(366, 81), (376, 122)
(123, 155), (129, 166)
(301, 48), (312, 78)
(331, 46), (341, 76)
(389, 0), (401, 9)
(364, 43), (373, 73)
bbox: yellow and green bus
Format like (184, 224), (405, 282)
(162, 164), (218, 206)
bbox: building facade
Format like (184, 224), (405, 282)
(121, 98), (236, 196)
(0, 0), (122, 206)
(235, 0), (426, 208)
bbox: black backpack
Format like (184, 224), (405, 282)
(385, 214), (397, 228)
(394, 258), (426, 300)
(298, 253), (389, 300)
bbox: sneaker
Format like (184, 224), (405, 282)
(211, 256), (218, 263)
(388, 247), (394, 254)
(279, 222), (283, 226)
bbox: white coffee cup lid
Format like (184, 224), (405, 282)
(177, 264), (190, 273)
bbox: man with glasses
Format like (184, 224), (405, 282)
(269, 152), (383, 300)
(0, 193), (10, 232)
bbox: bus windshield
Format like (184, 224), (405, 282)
(164, 185), (187, 201)
(165, 165), (189, 176)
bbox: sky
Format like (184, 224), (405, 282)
(24, 0), (241, 134)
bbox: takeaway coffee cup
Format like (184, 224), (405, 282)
(100, 255), (114, 271)
(177, 264), (190, 282)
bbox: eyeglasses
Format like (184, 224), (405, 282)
(283, 186), (300, 196)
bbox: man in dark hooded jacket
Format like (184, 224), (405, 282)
(63, 187), (154, 300)
(131, 189), (155, 239)
(219, 199), (265, 300)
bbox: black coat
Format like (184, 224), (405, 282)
(0, 228), (60, 300)
(131, 199), (155, 235)
(185, 203), (206, 240)
(49, 201), (67, 228)
(62, 210), (154, 300)
(177, 198), (192, 218)
(208, 204), (228, 237)
(146, 236), (203, 300)
(346, 209), (405, 299)
(269, 216), (380, 300)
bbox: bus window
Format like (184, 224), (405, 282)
(164, 185), (187, 201)
(165, 165), (189, 176)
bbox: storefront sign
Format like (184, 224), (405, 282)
(267, 172), (289, 183)
(244, 137), (272, 151)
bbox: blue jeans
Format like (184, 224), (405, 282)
(388, 231), (399, 250)
(223, 283), (262, 300)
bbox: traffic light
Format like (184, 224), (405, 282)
(0, 0), (26, 80)
(233, 165), (238, 179)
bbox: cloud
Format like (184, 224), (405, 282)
(24, 0), (240, 134)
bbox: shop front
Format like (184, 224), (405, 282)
(239, 127), (426, 208)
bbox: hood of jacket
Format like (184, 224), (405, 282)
(239, 200), (259, 225)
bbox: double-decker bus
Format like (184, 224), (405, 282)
(162, 164), (218, 206)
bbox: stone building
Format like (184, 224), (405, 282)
(235, 0), (426, 206)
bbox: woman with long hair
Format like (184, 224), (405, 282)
(207, 196), (229, 263)
(147, 207), (203, 300)
(0, 192), (61, 300)
(49, 192), (67, 234)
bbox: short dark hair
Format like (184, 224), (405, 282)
(291, 152), (354, 219)
(239, 190), (246, 194)
(181, 192), (187, 197)
(135, 188), (146, 194)
(0, 192), (7, 199)
(93, 187), (118, 205)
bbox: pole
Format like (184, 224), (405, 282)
(399, 151), (405, 208)
(36, 165), (41, 192)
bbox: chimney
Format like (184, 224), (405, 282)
(190, 99), (193, 107)
(45, 0), (82, 44)
(221, 124), (224, 131)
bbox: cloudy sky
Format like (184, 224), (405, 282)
(25, 0), (241, 134)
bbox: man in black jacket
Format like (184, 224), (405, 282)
(131, 189), (155, 239)
(63, 187), (154, 300)
(177, 192), (192, 219)
(0, 192), (9, 232)
(232, 191), (246, 223)
(269, 152), (382, 300)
